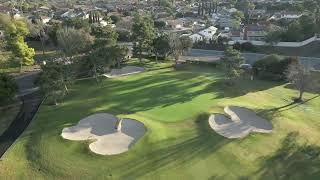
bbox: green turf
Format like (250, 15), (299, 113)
(1, 61), (320, 179)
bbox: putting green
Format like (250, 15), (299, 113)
(1, 61), (320, 179)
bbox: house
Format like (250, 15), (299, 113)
(198, 26), (218, 39)
(243, 25), (266, 41)
(189, 26), (218, 42)
(249, 9), (267, 20)
(60, 9), (89, 19)
(41, 16), (52, 24)
(189, 33), (203, 42)
(268, 12), (303, 21)
(166, 19), (184, 29)
(217, 15), (235, 28)
(28, 15), (51, 24)
(230, 30), (243, 41)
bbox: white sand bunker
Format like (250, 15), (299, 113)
(209, 106), (273, 139)
(104, 66), (145, 78)
(61, 113), (146, 155)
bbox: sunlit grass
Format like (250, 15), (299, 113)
(0, 61), (319, 179)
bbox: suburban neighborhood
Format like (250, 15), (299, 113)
(0, 0), (320, 179)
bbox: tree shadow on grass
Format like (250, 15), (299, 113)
(78, 69), (284, 116)
(256, 132), (320, 180)
(257, 95), (320, 121)
(114, 113), (230, 179)
(284, 83), (320, 95)
(204, 78), (283, 99)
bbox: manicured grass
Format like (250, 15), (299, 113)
(1, 61), (320, 179)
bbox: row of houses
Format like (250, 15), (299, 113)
(187, 24), (267, 43)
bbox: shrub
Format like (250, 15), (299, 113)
(233, 42), (241, 50)
(253, 55), (298, 81)
(0, 73), (18, 104)
(241, 42), (257, 52)
(117, 29), (131, 42)
(110, 15), (121, 24)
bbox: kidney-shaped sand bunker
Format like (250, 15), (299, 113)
(61, 113), (146, 155)
(209, 106), (273, 139)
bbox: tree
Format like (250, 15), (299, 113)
(85, 45), (128, 82)
(221, 47), (244, 84)
(152, 34), (171, 62)
(0, 14), (35, 69)
(110, 15), (121, 24)
(89, 11), (101, 24)
(57, 27), (94, 57)
(38, 61), (72, 105)
(154, 20), (167, 30)
(117, 29), (131, 42)
(253, 55), (298, 81)
(132, 12), (156, 62)
(298, 15), (317, 39)
(265, 29), (283, 45)
(91, 25), (118, 48)
(28, 22), (48, 55)
(231, 10), (244, 29)
(235, 0), (255, 24)
(47, 20), (62, 46)
(159, 0), (173, 8)
(63, 18), (91, 32)
(107, 45), (129, 68)
(169, 34), (193, 65)
(0, 73), (17, 104)
(286, 61), (312, 102)
(283, 20), (304, 42)
(86, 47), (109, 83)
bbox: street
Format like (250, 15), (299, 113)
(182, 49), (320, 70)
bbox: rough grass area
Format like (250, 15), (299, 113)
(0, 103), (21, 135)
(0, 61), (319, 179)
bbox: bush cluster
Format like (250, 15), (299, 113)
(253, 55), (298, 81)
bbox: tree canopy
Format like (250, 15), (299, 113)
(0, 14), (35, 67)
(221, 47), (244, 83)
(132, 12), (156, 61)
(57, 27), (94, 57)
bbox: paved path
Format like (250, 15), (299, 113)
(0, 72), (43, 158)
(182, 49), (320, 70)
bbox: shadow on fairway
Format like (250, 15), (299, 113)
(75, 69), (282, 116)
(256, 132), (320, 179)
(115, 113), (230, 179)
(256, 95), (320, 121)
(208, 78), (283, 99)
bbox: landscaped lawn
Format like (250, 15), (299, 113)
(1, 61), (320, 179)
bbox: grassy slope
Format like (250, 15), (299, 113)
(0, 104), (20, 135)
(0, 61), (319, 179)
